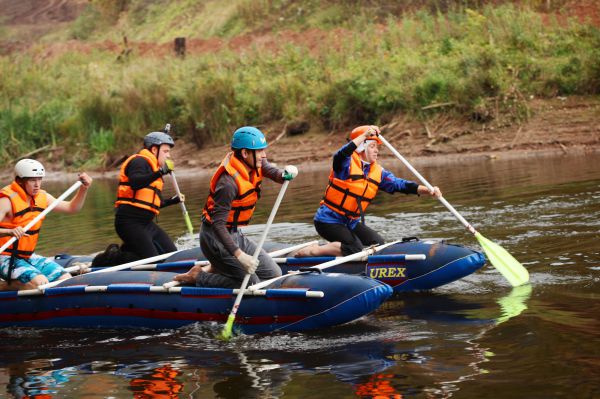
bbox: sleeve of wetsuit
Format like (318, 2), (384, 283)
(160, 195), (181, 208)
(379, 168), (419, 194)
(125, 157), (163, 190)
(261, 158), (284, 183)
(210, 174), (240, 255)
(332, 142), (356, 174)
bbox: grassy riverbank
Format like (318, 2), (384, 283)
(0, 0), (599, 168)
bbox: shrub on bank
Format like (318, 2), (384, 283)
(1, 3), (599, 167)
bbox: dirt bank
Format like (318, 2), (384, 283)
(166, 95), (600, 177)
(2, 94), (597, 182)
(14, 94), (596, 182)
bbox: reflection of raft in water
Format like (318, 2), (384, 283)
(126, 237), (486, 293)
(0, 271), (392, 334)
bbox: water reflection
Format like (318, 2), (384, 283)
(2, 151), (599, 398)
(0, 285), (533, 399)
(5, 361), (75, 398)
(129, 364), (183, 398)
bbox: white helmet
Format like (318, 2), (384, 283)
(15, 159), (45, 178)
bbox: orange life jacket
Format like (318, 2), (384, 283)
(320, 152), (383, 219)
(202, 152), (262, 230)
(0, 181), (48, 258)
(115, 149), (163, 214)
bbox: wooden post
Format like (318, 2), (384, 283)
(174, 37), (186, 58)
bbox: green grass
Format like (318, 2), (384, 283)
(1, 1), (599, 167)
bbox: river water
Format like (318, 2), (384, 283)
(0, 150), (599, 398)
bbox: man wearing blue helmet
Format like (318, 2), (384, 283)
(173, 126), (298, 288)
(101, 130), (184, 265)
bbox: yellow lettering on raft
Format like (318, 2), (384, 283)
(368, 267), (407, 279)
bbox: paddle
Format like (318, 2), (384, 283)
(0, 181), (82, 255)
(378, 134), (529, 287)
(35, 250), (179, 292)
(248, 239), (402, 291)
(170, 170), (194, 235)
(164, 123), (194, 235)
(160, 240), (319, 288)
(221, 179), (291, 340)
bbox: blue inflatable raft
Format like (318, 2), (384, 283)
(62, 238), (483, 293)
(0, 271), (392, 334)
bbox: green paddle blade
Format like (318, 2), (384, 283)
(496, 284), (532, 324)
(475, 232), (529, 287)
(221, 314), (236, 340)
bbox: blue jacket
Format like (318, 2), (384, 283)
(314, 141), (419, 229)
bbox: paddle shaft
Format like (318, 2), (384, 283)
(379, 134), (529, 287)
(170, 171), (194, 235)
(223, 180), (291, 336)
(37, 250), (179, 291)
(161, 239), (319, 289)
(0, 181), (83, 255)
(379, 135), (476, 234)
(162, 123), (194, 235)
(248, 239), (402, 290)
(267, 240), (319, 258)
(275, 253), (426, 264)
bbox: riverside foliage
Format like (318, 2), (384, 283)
(0, 0), (598, 167)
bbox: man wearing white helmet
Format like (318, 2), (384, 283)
(0, 159), (92, 290)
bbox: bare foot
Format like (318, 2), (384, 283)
(174, 265), (203, 285)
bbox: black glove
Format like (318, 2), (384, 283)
(162, 195), (181, 207)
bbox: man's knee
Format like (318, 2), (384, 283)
(268, 265), (282, 278)
(257, 259), (282, 279)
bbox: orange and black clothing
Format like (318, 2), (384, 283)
(0, 181), (47, 258)
(0, 181), (68, 284)
(114, 150), (179, 259)
(203, 152), (263, 231)
(116, 149), (164, 214)
(321, 151), (383, 222)
(314, 141), (419, 255)
(201, 153), (283, 256)
(198, 153), (283, 288)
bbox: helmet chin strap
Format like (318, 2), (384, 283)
(251, 149), (260, 170)
(151, 145), (160, 161)
(241, 149), (259, 171)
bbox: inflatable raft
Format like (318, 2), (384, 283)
(0, 270), (392, 334)
(58, 238), (484, 293)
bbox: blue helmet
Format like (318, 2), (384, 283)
(231, 126), (268, 150)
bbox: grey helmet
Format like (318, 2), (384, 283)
(143, 131), (175, 149)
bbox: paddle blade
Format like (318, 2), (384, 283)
(475, 232), (529, 287)
(496, 284), (532, 325)
(220, 314), (236, 340)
